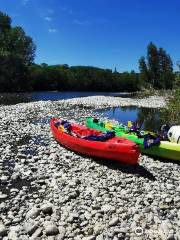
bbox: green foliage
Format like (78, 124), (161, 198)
(161, 88), (180, 125)
(147, 42), (160, 87)
(173, 63), (180, 88)
(0, 12), (11, 33)
(0, 11), (36, 92)
(161, 63), (180, 124)
(158, 48), (174, 89)
(139, 42), (174, 89)
(28, 65), (140, 92)
(174, 74), (180, 88)
(138, 56), (149, 87)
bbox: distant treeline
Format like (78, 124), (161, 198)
(29, 64), (140, 92)
(0, 11), (178, 92)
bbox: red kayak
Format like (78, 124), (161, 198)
(50, 118), (140, 165)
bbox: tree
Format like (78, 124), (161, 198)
(158, 48), (174, 89)
(173, 62), (180, 88)
(139, 56), (149, 87)
(147, 42), (160, 87)
(0, 11), (36, 91)
(139, 42), (174, 89)
(0, 12), (11, 33)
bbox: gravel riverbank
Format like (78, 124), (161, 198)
(0, 96), (179, 240)
(65, 95), (167, 109)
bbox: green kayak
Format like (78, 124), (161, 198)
(85, 117), (180, 161)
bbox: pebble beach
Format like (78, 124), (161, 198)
(0, 95), (180, 240)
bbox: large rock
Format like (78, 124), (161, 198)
(109, 217), (119, 226)
(44, 223), (59, 236)
(41, 203), (53, 214)
(26, 207), (40, 220)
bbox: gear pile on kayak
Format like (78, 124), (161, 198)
(85, 117), (180, 161)
(50, 118), (140, 165)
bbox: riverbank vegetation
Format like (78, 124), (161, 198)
(29, 64), (140, 92)
(161, 84), (180, 125)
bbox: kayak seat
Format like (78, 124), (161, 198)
(70, 128), (95, 138)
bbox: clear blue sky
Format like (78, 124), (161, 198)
(1, 0), (180, 71)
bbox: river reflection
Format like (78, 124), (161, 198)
(97, 106), (163, 132)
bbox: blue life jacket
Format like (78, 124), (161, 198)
(143, 133), (161, 148)
(55, 120), (71, 131)
(83, 131), (115, 142)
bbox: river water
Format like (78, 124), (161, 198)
(97, 106), (162, 132)
(0, 91), (132, 105)
(0, 91), (162, 131)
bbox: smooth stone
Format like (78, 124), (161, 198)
(93, 224), (104, 235)
(147, 212), (154, 223)
(10, 188), (19, 193)
(167, 234), (176, 240)
(101, 204), (115, 213)
(45, 224), (59, 236)
(57, 226), (66, 239)
(26, 207), (40, 219)
(12, 218), (20, 223)
(41, 204), (53, 214)
(29, 227), (43, 240)
(58, 226), (66, 234)
(109, 217), (119, 226)
(118, 227), (128, 233)
(0, 176), (9, 182)
(174, 196), (180, 202)
(165, 198), (173, 203)
(125, 178), (133, 183)
(159, 204), (170, 210)
(82, 236), (96, 240)
(160, 221), (170, 236)
(0, 194), (8, 200)
(96, 234), (104, 240)
(178, 210), (180, 219)
(166, 184), (174, 190)
(8, 230), (18, 240)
